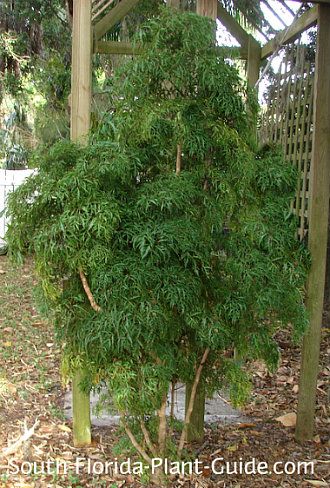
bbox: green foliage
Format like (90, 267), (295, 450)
(0, 0), (70, 95)
(6, 8), (308, 451)
(34, 53), (71, 108)
(125, 0), (164, 38)
(34, 105), (69, 145)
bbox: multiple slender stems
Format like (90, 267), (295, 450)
(177, 348), (210, 456)
(123, 420), (153, 465)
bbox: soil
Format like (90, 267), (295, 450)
(0, 255), (329, 488)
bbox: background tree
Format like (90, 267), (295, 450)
(0, 0), (72, 165)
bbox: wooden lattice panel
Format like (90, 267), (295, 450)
(259, 45), (315, 241)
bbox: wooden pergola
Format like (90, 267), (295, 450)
(70, 0), (330, 447)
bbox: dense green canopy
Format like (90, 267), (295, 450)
(6, 8), (308, 449)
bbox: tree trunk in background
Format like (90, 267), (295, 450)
(66, 0), (73, 27)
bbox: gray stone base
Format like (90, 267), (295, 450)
(0, 238), (7, 255)
(64, 384), (247, 427)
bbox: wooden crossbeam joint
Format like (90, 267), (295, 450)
(261, 6), (318, 59)
(217, 1), (255, 48)
(94, 0), (140, 40)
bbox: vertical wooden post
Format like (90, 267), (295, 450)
(247, 36), (261, 88)
(70, 0), (92, 447)
(246, 36), (260, 146)
(71, 0), (92, 143)
(296, 4), (330, 442)
(72, 369), (92, 446)
(184, 0), (218, 443)
(196, 0), (217, 19)
(167, 0), (180, 8)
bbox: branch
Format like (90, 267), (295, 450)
(176, 144), (182, 175)
(168, 381), (176, 438)
(177, 348), (210, 457)
(123, 420), (153, 465)
(203, 178), (209, 191)
(140, 419), (157, 457)
(79, 268), (101, 312)
(170, 381), (176, 421)
(0, 419), (40, 459)
(203, 158), (211, 190)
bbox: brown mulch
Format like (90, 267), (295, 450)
(0, 255), (329, 488)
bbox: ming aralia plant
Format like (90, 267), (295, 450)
(6, 7), (308, 474)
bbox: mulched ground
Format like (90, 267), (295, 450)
(0, 255), (329, 488)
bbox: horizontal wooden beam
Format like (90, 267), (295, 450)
(222, 45), (248, 59)
(94, 0), (140, 40)
(217, 2), (251, 47)
(94, 40), (249, 58)
(261, 6), (318, 59)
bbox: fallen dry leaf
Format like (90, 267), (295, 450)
(0, 377), (17, 396)
(304, 480), (329, 487)
(237, 423), (256, 429)
(275, 412), (297, 427)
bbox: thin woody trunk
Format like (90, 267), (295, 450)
(168, 381), (176, 438)
(123, 421), (153, 465)
(170, 381), (176, 421)
(180, 0), (217, 448)
(178, 348), (210, 457)
(176, 144), (182, 175)
(140, 420), (157, 457)
(158, 393), (167, 456)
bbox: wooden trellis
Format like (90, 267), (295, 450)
(260, 44), (315, 241)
